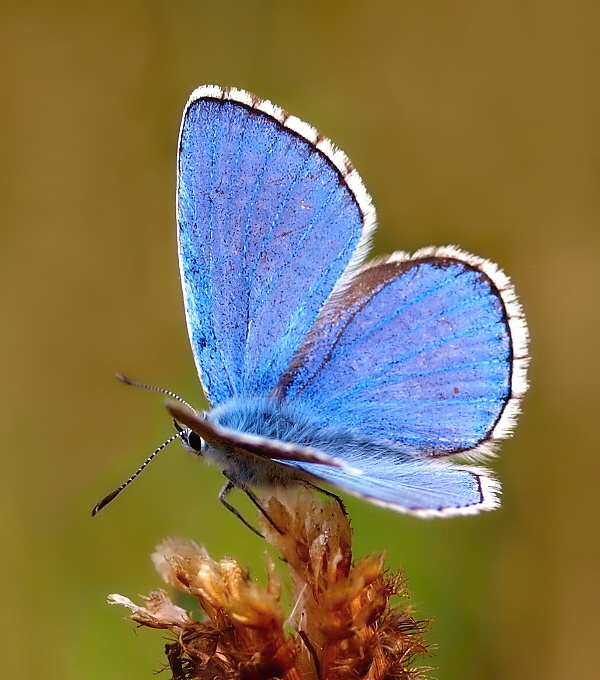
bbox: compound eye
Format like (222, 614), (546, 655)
(186, 430), (203, 452)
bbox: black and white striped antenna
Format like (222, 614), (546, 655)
(91, 374), (194, 516)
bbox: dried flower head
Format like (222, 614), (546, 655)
(109, 491), (430, 680)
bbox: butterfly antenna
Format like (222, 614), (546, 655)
(91, 432), (182, 516)
(115, 373), (194, 411)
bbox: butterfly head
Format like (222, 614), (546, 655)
(179, 426), (205, 455)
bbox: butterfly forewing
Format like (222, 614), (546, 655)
(276, 248), (527, 458)
(178, 88), (375, 406)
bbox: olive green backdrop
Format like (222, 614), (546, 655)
(2, 1), (599, 679)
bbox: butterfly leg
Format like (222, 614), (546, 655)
(218, 480), (264, 538)
(243, 487), (283, 535)
(302, 480), (348, 516)
(298, 630), (322, 680)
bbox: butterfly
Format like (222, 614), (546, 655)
(94, 85), (529, 523)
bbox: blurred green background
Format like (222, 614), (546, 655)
(2, 1), (599, 678)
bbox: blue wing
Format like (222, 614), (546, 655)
(177, 86), (376, 406)
(280, 457), (498, 516)
(275, 246), (528, 457)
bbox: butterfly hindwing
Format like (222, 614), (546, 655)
(279, 457), (498, 516)
(178, 86), (376, 406)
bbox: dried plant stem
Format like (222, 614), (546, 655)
(109, 490), (430, 680)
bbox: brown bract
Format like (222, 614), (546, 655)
(109, 492), (430, 680)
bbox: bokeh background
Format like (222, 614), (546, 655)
(2, 1), (599, 679)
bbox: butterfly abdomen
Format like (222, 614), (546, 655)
(201, 397), (415, 486)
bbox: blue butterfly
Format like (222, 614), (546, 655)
(166, 84), (530, 519)
(95, 86), (529, 522)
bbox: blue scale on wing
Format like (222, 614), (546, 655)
(178, 98), (366, 406)
(276, 257), (512, 455)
